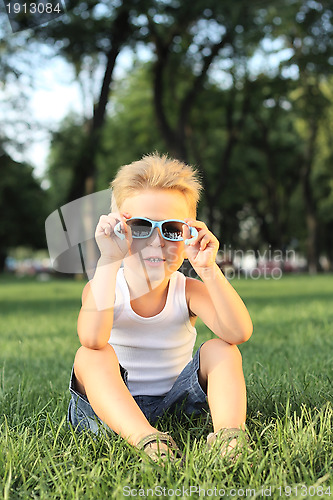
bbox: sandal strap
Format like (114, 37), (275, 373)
(137, 432), (183, 464)
(137, 432), (175, 450)
(207, 427), (252, 460)
(207, 427), (247, 447)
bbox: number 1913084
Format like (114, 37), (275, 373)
(277, 485), (331, 497)
(6, 2), (62, 14)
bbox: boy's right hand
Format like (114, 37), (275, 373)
(95, 212), (132, 262)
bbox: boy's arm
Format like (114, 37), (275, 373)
(184, 219), (253, 345)
(77, 257), (121, 349)
(186, 267), (253, 344)
(77, 212), (132, 349)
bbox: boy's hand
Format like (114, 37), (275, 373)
(95, 212), (132, 262)
(183, 219), (219, 274)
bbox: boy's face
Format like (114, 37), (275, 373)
(120, 189), (190, 286)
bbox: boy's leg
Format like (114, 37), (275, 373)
(198, 338), (247, 453)
(74, 344), (158, 446)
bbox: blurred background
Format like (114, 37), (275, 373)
(1, 0), (333, 278)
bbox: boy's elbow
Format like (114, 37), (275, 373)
(79, 337), (108, 350)
(78, 329), (109, 350)
(233, 320), (253, 344)
(239, 322), (253, 344)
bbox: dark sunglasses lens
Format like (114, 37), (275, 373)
(127, 219), (152, 238)
(162, 221), (184, 240)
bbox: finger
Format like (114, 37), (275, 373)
(104, 214), (120, 226)
(99, 214), (123, 238)
(186, 227), (206, 246)
(189, 228), (213, 248)
(122, 212), (132, 219)
(116, 214), (127, 237)
(184, 219), (207, 231)
(96, 224), (112, 236)
(182, 224), (191, 243)
(119, 213), (133, 243)
(199, 233), (211, 250)
(97, 215), (113, 236)
(105, 213), (128, 236)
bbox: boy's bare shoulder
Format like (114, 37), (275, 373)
(185, 276), (208, 310)
(81, 281), (91, 303)
(185, 275), (206, 293)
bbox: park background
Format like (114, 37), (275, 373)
(0, 0), (332, 498)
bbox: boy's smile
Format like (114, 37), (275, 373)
(142, 256), (166, 267)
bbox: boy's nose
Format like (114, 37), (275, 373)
(149, 228), (165, 247)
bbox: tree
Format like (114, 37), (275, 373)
(233, 75), (303, 251)
(43, 0), (333, 271)
(34, 0), (153, 202)
(265, 0), (333, 271)
(144, 0), (292, 235)
(46, 113), (88, 208)
(0, 149), (48, 272)
(97, 64), (166, 188)
(307, 78), (333, 270)
(0, 18), (39, 156)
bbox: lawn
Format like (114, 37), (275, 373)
(0, 273), (332, 499)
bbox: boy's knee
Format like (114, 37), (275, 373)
(73, 344), (122, 395)
(200, 338), (242, 365)
(74, 343), (118, 368)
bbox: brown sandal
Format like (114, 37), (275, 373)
(207, 427), (252, 460)
(136, 431), (184, 465)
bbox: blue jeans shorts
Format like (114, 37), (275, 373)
(67, 346), (208, 435)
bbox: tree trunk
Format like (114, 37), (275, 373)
(66, 7), (131, 204)
(0, 249), (7, 273)
(62, 7), (131, 278)
(301, 117), (319, 274)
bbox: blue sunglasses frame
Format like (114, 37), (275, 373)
(114, 217), (198, 243)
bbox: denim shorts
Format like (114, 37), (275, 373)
(67, 345), (208, 435)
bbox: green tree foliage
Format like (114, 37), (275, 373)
(33, 0), (154, 201)
(97, 64), (166, 189)
(0, 150), (48, 271)
(232, 75), (303, 250)
(145, 0), (266, 161)
(262, 0), (333, 271)
(46, 113), (88, 209)
(46, 62), (310, 252)
(4, 0), (333, 270)
(0, 23), (35, 153)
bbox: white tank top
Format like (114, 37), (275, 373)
(108, 268), (197, 396)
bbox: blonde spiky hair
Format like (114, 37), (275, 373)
(110, 153), (202, 218)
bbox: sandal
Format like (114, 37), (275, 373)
(136, 431), (184, 466)
(207, 427), (252, 461)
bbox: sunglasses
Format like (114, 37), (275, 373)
(114, 217), (198, 242)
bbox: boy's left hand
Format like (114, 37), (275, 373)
(183, 219), (219, 273)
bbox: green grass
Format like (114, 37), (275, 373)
(0, 274), (332, 499)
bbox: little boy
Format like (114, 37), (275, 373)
(68, 153), (253, 463)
